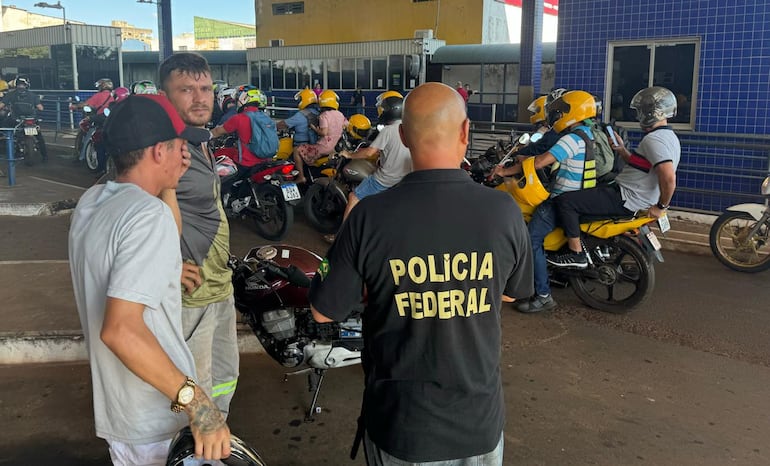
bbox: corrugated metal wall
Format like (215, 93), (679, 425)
(0, 24), (121, 49)
(247, 39), (445, 61)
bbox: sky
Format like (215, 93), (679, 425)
(4, 0), (256, 35)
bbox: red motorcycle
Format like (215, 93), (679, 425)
(230, 244), (363, 420)
(213, 137), (301, 240)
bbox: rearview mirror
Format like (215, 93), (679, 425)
(83, 105), (92, 113)
(517, 133), (531, 145)
(74, 96), (81, 102)
(530, 132), (543, 143)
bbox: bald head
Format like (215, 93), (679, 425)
(400, 82), (469, 170)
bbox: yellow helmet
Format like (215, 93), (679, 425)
(318, 89), (340, 110)
(0, 80), (8, 92)
(547, 90), (597, 133)
(294, 88), (318, 110)
(527, 96), (548, 125)
(346, 114), (372, 140)
(376, 90), (404, 122)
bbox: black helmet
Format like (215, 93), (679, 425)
(166, 426), (266, 466)
(15, 77), (30, 91)
(375, 90), (403, 124)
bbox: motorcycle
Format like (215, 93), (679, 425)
(499, 147), (666, 313)
(213, 137), (301, 241)
(302, 130), (377, 233)
(468, 131), (542, 184)
(78, 104), (113, 173)
(709, 175), (770, 272)
(230, 244), (363, 420)
(6, 101), (45, 166)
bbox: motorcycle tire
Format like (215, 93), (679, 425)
(709, 210), (770, 273)
(304, 182), (345, 233)
(249, 183), (294, 241)
(568, 235), (655, 314)
(83, 139), (99, 172)
(24, 136), (36, 166)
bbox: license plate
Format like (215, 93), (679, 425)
(281, 183), (301, 201)
(24, 127), (38, 136)
(646, 230), (662, 251)
(657, 213), (671, 234)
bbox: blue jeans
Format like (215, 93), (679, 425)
(528, 200), (557, 296)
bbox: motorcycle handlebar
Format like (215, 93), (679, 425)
(265, 263), (311, 288)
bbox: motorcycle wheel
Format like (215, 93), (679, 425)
(249, 183), (294, 241)
(74, 131), (84, 158)
(304, 183), (345, 233)
(24, 136), (36, 166)
(83, 139), (99, 172)
(568, 235), (655, 313)
(709, 211), (770, 273)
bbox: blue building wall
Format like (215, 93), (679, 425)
(555, 0), (770, 213)
(555, 0), (769, 134)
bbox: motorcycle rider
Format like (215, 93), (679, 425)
(0, 79), (7, 99)
(71, 78), (115, 115)
(322, 90), (412, 243)
(276, 87), (321, 151)
(550, 86), (681, 268)
(493, 90), (599, 312)
(216, 87), (238, 125)
(294, 89), (348, 184)
(0, 77), (48, 161)
(210, 86), (271, 169)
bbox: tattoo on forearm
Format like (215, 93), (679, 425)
(187, 389), (226, 434)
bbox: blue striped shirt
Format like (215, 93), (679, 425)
(546, 125), (593, 197)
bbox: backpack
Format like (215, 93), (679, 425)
(243, 110), (279, 160)
(573, 120), (617, 182)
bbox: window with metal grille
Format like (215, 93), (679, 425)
(272, 2), (304, 15)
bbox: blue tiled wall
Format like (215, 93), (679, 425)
(555, 0), (770, 135)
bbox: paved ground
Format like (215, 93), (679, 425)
(3, 137), (770, 465)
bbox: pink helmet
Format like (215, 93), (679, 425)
(112, 87), (130, 102)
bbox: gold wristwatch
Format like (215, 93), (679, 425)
(170, 376), (196, 413)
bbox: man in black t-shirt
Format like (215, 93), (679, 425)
(309, 82), (533, 465)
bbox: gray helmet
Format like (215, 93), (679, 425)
(165, 426), (266, 466)
(630, 86), (677, 129)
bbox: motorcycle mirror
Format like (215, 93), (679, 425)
(83, 105), (92, 113)
(74, 96), (81, 102)
(517, 133), (531, 145)
(530, 132), (543, 143)
(103, 108), (111, 117)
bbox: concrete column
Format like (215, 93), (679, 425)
(518, 0), (544, 123)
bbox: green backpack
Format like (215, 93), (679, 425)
(573, 119), (616, 181)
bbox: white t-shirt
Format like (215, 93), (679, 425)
(69, 181), (196, 444)
(371, 120), (413, 187)
(616, 128), (681, 212)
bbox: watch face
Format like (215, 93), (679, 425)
(179, 386), (195, 405)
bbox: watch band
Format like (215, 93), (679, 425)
(656, 202), (670, 210)
(170, 376), (196, 413)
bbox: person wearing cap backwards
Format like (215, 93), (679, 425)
(68, 94), (231, 465)
(158, 52), (241, 421)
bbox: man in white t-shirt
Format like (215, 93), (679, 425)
(550, 86), (681, 268)
(338, 90), (412, 219)
(68, 94), (231, 465)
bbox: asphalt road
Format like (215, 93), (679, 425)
(2, 146), (770, 465)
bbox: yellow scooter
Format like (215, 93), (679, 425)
(498, 156), (666, 313)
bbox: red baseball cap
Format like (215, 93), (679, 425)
(103, 94), (210, 156)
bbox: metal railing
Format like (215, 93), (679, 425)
(467, 122), (770, 214)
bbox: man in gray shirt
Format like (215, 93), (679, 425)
(69, 94), (230, 465)
(336, 90), (412, 223)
